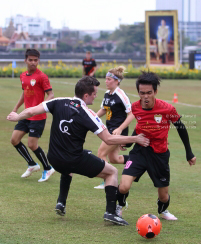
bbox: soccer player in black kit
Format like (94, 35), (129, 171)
(7, 76), (149, 226)
(82, 51), (97, 76)
(94, 66), (132, 189)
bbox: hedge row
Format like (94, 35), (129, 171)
(0, 62), (201, 79)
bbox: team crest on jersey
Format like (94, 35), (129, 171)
(110, 100), (115, 106)
(154, 114), (162, 123)
(30, 79), (36, 86)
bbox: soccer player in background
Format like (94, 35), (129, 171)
(8, 49), (55, 182)
(94, 66), (132, 189)
(115, 71), (196, 220)
(82, 51), (97, 76)
(7, 76), (150, 226)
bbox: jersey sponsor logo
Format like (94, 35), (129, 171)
(59, 119), (73, 135)
(70, 101), (80, 108)
(110, 99), (115, 106)
(154, 114), (162, 123)
(30, 79), (36, 86)
(104, 106), (112, 120)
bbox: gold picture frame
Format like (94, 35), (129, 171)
(145, 10), (179, 68)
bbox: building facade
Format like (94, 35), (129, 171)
(5, 15), (51, 36)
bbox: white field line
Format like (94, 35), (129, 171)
(52, 80), (201, 109)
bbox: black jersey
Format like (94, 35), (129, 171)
(82, 58), (97, 75)
(101, 87), (131, 130)
(42, 97), (106, 162)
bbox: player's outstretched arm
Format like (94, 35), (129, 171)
(173, 119), (196, 166)
(113, 112), (134, 135)
(7, 103), (46, 122)
(97, 129), (149, 147)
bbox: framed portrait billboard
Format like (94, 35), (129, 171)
(145, 10), (179, 68)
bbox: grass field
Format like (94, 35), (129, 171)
(0, 77), (200, 244)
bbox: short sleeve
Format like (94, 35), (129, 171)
(40, 74), (52, 92)
(116, 89), (131, 113)
(93, 60), (97, 67)
(20, 74), (24, 90)
(42, 99), (56, 114)
(82, 107), (106, 134)
(168, 105), (181, 123)
(100, 98), (105, 109)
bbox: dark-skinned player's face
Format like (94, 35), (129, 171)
(138, 84), (157, 109)
(25, 56), (39, 71)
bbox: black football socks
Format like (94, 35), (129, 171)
(157, 195), (170, 214)
(14, 142), (36, 166)
(57, 174), (72, 206)
(105, 185), (117, 214)
(33, 147), (51, 170)
(117, 186), (129, 207)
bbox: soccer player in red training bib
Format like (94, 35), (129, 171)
(115, 71), (196, 221)
(9, 49), (55, 182)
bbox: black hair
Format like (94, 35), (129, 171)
(25, 49), (40, 59)
(75, 76), (100, 99)
(136, 71), (161, 92)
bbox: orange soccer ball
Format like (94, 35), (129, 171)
(136, 214), (162, 239)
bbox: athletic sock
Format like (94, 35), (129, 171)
(33, 147), (51, 170)
(105, 185), (117, 214)
(157, 195), (170, 214)
(117, 186), (129, 207)
(57, 174), (72, 206)
(123, 155), (129, 164)
(14, 142), (36, 166)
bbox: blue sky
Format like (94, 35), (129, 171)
(0, 0), (156, 30)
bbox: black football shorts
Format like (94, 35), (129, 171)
(14, 119), (46, 138)
(122, 144), (170, 187)
(108, 127), (128, 136)
(47, 150), (105, 178)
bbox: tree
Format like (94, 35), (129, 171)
(106, 43), (113, 53)
(99, 31), (110, 40)
(57, 42), (73, 52)
(84, 35), (92, 43)
(110, 23), (145, 53)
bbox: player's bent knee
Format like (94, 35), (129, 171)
(10, 137), (19, 146)
(28, 143), (38, 151)
(119, 183), (130, 194)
